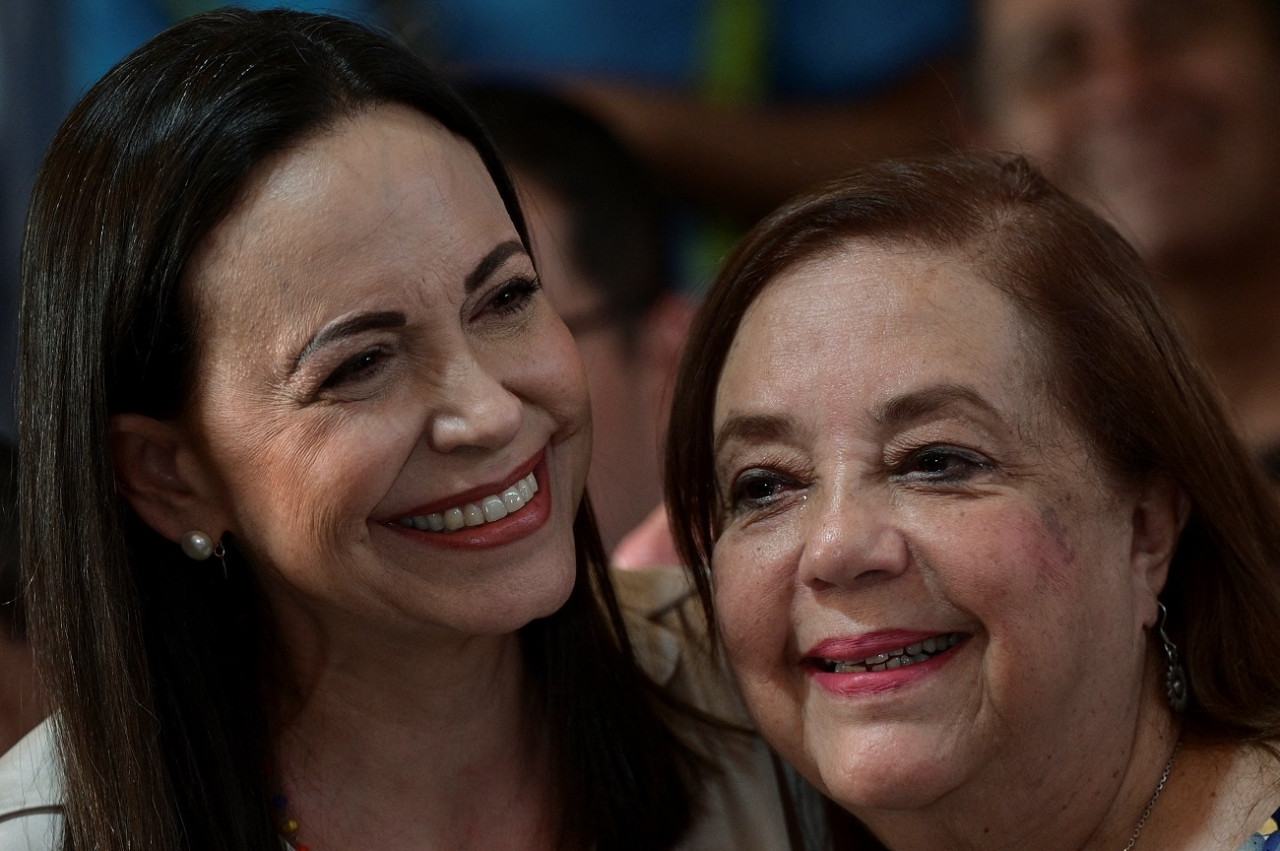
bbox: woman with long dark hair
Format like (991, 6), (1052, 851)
(0, 9), (790, 850)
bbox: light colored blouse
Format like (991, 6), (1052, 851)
(0, 568), (796, 851)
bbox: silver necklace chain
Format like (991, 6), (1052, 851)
(1122, 740), (1181, 851)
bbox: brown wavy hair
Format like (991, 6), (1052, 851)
(666, 151), (1280, 741)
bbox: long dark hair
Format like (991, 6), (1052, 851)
(667, 152), (1280, 743)
(21, 9), (694, 849)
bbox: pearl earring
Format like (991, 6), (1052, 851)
(180, 530), (215, 561)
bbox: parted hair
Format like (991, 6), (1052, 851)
(666, 151), (1280, 742)
(21, 9), (694, 850)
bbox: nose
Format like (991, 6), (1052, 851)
(426, 355), (523, 454)
(797, 489), (910, 591)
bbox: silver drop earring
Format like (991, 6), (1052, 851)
(1156, 602), (1188, 713)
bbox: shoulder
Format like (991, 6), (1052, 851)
(1241, 802), (1280, 850)
(611, 568), (734, 715)
(1236, 744), (1280, 850)
(611, 568), (809, 850)
(0, 718), (63, 851)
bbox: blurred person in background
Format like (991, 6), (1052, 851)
(968, 0), (1280, 477)
(467, 85), (692, 561)
(409, 1), (970, 286)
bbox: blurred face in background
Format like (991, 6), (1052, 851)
(518, 173), (686, 552)
(974, 0), (1280, 266)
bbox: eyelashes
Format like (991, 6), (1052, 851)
(721, 443), (996, 520)
(480, 275), (541, 320)
(888, 445), (994, 484)
(320, 345), (392, 391)
(311, 274), (542, 397)
(728, 468), (800, 514)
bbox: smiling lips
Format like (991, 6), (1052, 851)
(395, 471), (540, 533)
(810, 633), (963, 674)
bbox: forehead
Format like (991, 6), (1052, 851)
(185, 104), (515, 352)
(716, 242), (1036, 413)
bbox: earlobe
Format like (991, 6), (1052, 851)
(110, 413), (225, 545)
(1130, 473), (1191, 623)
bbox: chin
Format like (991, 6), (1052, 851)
(802, 730), (965, 816)
(472, 562), (578, 635)
(822, 767), (953, 817)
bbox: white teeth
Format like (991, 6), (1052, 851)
(819, 633), (962, 674)
(398, 471), (539, 534)
(482, 496), (507, 522)
(501, 486), (524, 512)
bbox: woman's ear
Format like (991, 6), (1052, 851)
(110, 413), (226, 544)
(1130, 473), (1191, 623)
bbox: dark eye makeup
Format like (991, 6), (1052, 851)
(320, 345), (392, 390)
(479, 275), (541, 319)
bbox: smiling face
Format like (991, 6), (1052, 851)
(710, 241), (1166, 819)
(179, 104), (590, 642)
(975, 0), (1280, 266)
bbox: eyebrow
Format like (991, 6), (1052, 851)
(289, 240), (528, 373)
(292, 310), (406, 373)
(873, 383), (999, 428)
(713, 413), (795, 458)
(713, 384), (999, 456)
(464, 239), (526, 295)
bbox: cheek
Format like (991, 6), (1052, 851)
(929, 502), (1127, 699)
(204, 401), (407, 565)
(711, 534), (799, 677)
(923, 500), (1082, 600)
(527, 324), (591, 435)
(516, 324), (593, 497)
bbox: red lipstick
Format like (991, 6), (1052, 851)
(804, 630), (965, 698)
(384, 452), (552, 550)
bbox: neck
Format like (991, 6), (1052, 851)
(272, 617), (556, 850)
(854, 667), (1179, 851)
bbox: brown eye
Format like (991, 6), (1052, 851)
(893, 446), (992, 483)
(729, 469), (796, 513)
(482, 276), (541, 318)
(321, 347), (389, 389)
